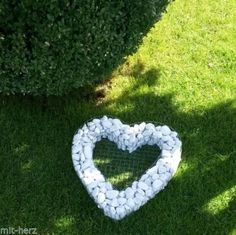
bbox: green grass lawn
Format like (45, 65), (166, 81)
(1, 0), (236, 234)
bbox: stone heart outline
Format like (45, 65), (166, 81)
(72, 116), (182, 220)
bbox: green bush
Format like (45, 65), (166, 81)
(0, 0), (169, 96)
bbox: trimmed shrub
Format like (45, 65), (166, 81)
(0, 0), (169, 96)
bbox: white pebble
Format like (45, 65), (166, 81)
(127, 198), (135, 208)
(135, 193), (144, 201)
(152, 173), (159, 180)
(138, 181), (149, 191)
(106, 190), (119, 199)
(97, 192), (105, 204)
(111, 198), (119, 207)
(140, 174), (149, 181)
(132, 181), (138, 190)
(161, 125), (171, 135)
(116, 206), (125, 215)
(118, 197), (126, 205)
(92, 187), (99, 197)
(110, 206), (116, 215)
(162, 149), (172, 158)
(119, 191), (125, 197)
(159, 165), (167, 174)
(153, 179), (163, 191)
(145, 189), (153, 198)
(125, 187), (134, 198)
(146, 166), (158, 175)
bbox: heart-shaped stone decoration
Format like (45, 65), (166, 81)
(72, 116), (182, 220)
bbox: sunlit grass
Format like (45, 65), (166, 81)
(203, 185), (236, 215)
(54, 216), (75, 228)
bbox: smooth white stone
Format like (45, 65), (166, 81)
(97, 192), (106, 203)
(162, 135), (171, 142)
(83, 177), (94, 185)
(134, 197), (142, 206)
(95, 174), (105, 182)
(135, 193), (144, 201)
(145, 189), (153, 197)
(118, 197), (126, 205)
(175, 139), (182, 147)
(138, 182), (149, 191)
(110, 206), (116, 215)
(137, 133), (143, 139)
(88, 181), (98, 190)
(137, 188), (145, 196)
(127, 198), (135, 208)
(143, 129), (153, 136)
(81, 136), (91, 143)
(159, 165), (167, 174)
(140, 174), (149, 181)
(103, 204), (109, 212)
(113, 213), (120, 220)
(104, 182), (112, 190)
(147, 166), (158, 175)
(88, 123), (96, 130)
(92, 118), (101, 124)
(73, 134), (81, 143)
(119, 191), (125, 197)
(123, 134), (130, 140)
(153, 179), (163, 191)
(124, 204), (131, 212)
(102, 119), (112, 129)
(162, 149), (172, 158)
(146, 123), (155, 130)
(92, 187), (99, 197)
(81, 160), (93, 171)
(80, 153), (86, 162)
(144, 177), (152, 186)
(161, 125), (171, 136)
(84, 145), (93, 159)
(125, 187), (134, 198)
(159, 172), (172, 182)
(116, 206), (125, 215)
(132, 181), (138, 190)
(94, 127), (100, 134)
(74, 164), (81, 172)
(139, 122), (146, 131)
(112, 119), (122, 127)
(167, 140), (175, 147)
(106, 190), (119, 199)
(152, 173), (159, 180)
(72, 153), (81, 161)
(72, 144), (83, 154)
(114, 130), (120, 137)
(111, 198), (119, 207)
(87, 182), (96, 192)
(100, 187), (106, 193)
(104, 199), (112, 206)
(171, 131), (178, 137)
(133, 124), (140, 133)
(162, 143), (172, 150)
(83, 168), (94, 178)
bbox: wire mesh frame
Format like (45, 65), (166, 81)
(74, 116), (181, 190)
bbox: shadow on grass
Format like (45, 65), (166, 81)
(0, 64), (235, 234)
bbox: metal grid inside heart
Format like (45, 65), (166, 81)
(93, 139), (161, 190)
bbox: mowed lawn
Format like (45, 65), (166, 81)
(0, 0), (236, 234)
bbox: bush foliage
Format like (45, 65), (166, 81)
(0, 0), (168, 95)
